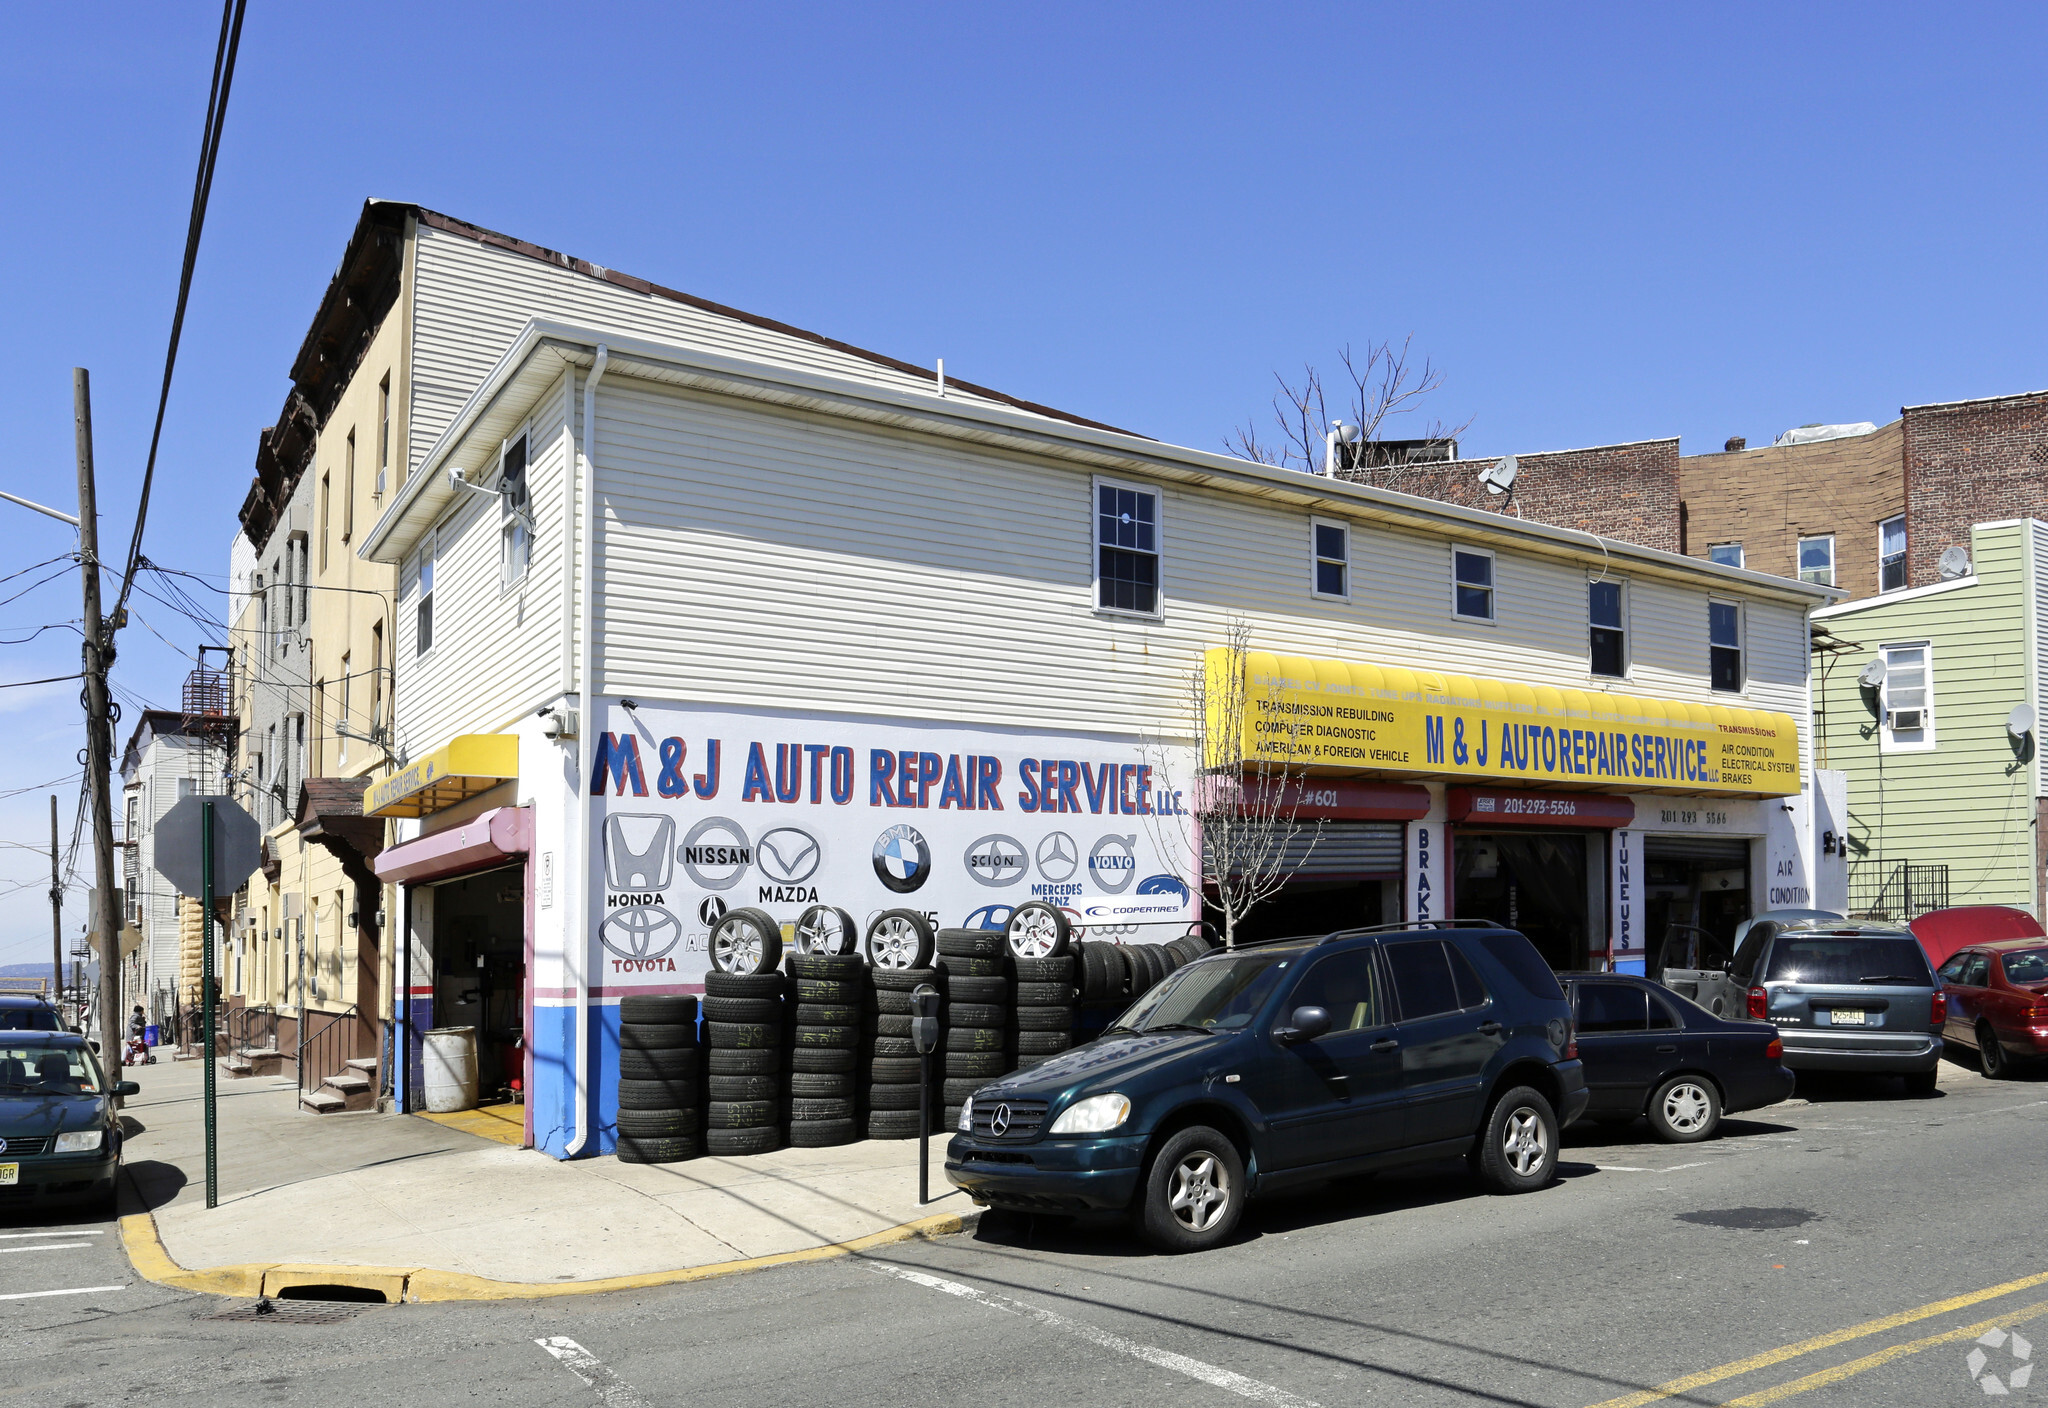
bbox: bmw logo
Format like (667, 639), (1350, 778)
(872, 824), (932, 894)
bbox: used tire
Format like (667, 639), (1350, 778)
(701, 995), (781, 1024)
(1472, 1086), (1560, 1194)
(796, 1003), (861, 1027)
(707, 1073), (779, 1102)
(1015, 1005), (1074, 1032)
(948, 976), (1008, 1004)
(786, 951), (866, 980)
(796, 977), (864, 1004)
(946, 1051), (1008, 1077)
(869, 1056), (925, 1083)
(942, 1076), (988, 1103)
(617, 1108), (698, 1138)
(706, 1047), (781, 1076)
(793, 904), (860, 957)
(618, 1076), (697, 1110)
(620, 1022), (697, 1051)
(1078, 942), (1122, 1002)
(1013, 955), (1076, 983)
(865, 1083), (923, 1111)
(788, 1072), (854, 1098)
(1980, 1023), (2012, 1079)
(616, 1134), (699, 1164)
(1647, 1076), (1722, 1143)
(865, 1108), (925, 1139)
(788, 1118), (857, 1148)
(705, 1021), (779, 1050)
(708, 1099), (780, 1129)
(871, 966), (941, 993)
(1016, 1030), (1073, 1055)
(1133, 1125), (1244, 1253)
(946, 1027), (1006, 1053)
(618, 1046), (697, 1080)
(874, 1014), (913, 1038)
(620, 995), (699, 1025)
(790, 1096), (854, 1121)
(945, 1002), (1005, 1028)
(1005, 901), (1073, 959)
(865, 910), (936, 970)
(873, 989), (914, 1014)
(710, 907), (783, 976)
(705, 971), (787, 999)
(793, 1024), (860, 1049)
(937, 928), (1006, 959)
(938, 954), (1003, 979)
(790, 1047), (856, 1073)
(704, 1126), (781, 1156)
(1016, 982), (1077, 1006)
(871, 1035), (919, 1058)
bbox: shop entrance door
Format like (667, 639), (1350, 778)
(1643, 837), (1753, 981)
(428, 864), (528, 1120)
(1453, 832), (1590, 971)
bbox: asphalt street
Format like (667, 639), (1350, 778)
(3, 1058), (2044, 1408)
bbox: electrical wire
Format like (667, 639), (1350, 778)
(0, 673), (84, 690)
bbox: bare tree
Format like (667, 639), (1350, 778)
(1228, 336), (1473, 489)
(1144, 618), (1320, 949)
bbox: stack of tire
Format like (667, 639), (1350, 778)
(1003, 902), (1078, 1072)
(615, 994), (701, 1163)
(1074, 930), (1220, 1010)
(785, 909), (865, 1149)
(702, 907), (787, 1156)
(937, 927), (1011, 1130)
(861, 909), (937, 1140)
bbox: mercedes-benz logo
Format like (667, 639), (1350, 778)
(990, 1104), (1012, 1137)
(1035, 832), (1079, 883)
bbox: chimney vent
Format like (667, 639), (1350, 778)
(1725, 436), (1747, 453)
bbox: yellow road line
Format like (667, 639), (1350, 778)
(1586, 1269), (2048, 1408)
(1724, 1299), (2048, 1406)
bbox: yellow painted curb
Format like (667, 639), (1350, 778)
(118, 1204), (979, 1303)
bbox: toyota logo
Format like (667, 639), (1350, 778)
(990, 1104), (1012, 1137)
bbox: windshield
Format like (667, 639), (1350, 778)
(1114, 954), (1294, 1033)
(2003, 949), (2048, 985)
(0, 1044), (104, 1096)
(1763, 936), (1931, 986)
(0, 1008), (60, 1032)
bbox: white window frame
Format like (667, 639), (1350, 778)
(1310, 516), (1350, 602)
(1879, 640), (1936, 752)
(1798, 534), (1836, 586)
(1588, 576), (1628, 679)
(498, 425), (533, 591)
(414, 530), (437, 659)
(1091, 475), (1164, 620)
(1709, 542), (1744, 569)
(1879, 514), (1908, 593)
(1451, 545), (1496, 624)
(1708, 597), (1744, 693)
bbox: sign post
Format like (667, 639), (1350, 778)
(201, 800), (216, 1209)
(910, 983), (941, 1205)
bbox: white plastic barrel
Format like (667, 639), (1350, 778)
(422, 1026), (480, 1113)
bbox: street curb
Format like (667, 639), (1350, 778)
(119, 1204), (983, 1303)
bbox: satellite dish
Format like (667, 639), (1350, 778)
(1478, 455), (1518, 497)
(2009, 704), (2036, 741)
(1939, 545), (1972, 579)
(1858, 657), (1887, 689)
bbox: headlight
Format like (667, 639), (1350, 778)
(1048, 1093), (1131, 1136)
(54, 1130), (103, 1154)
(957, 1100), (974, 1133)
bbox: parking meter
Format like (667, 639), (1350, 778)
(911, 984), (941, 1202)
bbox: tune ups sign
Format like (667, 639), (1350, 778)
(1213, 650), (1802, 798)
(583, 702), (1200, 987)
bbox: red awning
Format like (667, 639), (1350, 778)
(1239, 777), (1432, 821)
(1447, 787), (1635, 829)
(373, 806), (533, 885)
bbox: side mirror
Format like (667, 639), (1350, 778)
(1277, 1006), (1331, 1043)
(88, 1040), (100, 1055)
(113, 1081), (140, 1097)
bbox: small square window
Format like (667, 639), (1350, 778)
(1453, 548), (1494, 621)
(1312, 520), (1348, 598)
(1709, 543), (1744, 569)
(1589, 579), (1625, 678)
(1880, 515), (1907, 592)
(1709, 600), (1742, 691)
(1096, 481), (1160, 616)
(1798, 535), (1835, 586)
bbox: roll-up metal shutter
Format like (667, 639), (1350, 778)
(1642, 835), (1752, 865)
(1253, 821), (1406, 878)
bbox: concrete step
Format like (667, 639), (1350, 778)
(343, 1058), (378, 1075)
(240, 1047), (282, 1060)
(324, 1072), (371, 1096)
(223, 1057), (254, 1078)
(300, 1090), (346, 1114)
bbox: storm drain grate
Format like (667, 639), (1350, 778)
(209, 1298), (365, 1325)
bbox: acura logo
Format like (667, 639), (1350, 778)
(756, 827), (822, 885)
(990, 1104), (1012, 1137)
(1035, 832), (1079, 883)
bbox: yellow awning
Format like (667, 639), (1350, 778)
(363, 734), (521, 818)
(1214, 650), (1803, 797)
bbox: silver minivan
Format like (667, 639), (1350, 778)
(1733, 920), (1944, 1094)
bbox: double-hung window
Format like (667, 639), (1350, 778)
(1312, 519), (1349, 599)
(1095, 481), (1160, 616)
(1709, 542), (1744, 569)
(1881, 642), (1934, 749)
(1880, 515), (1907, 592)
(1798, 535), (1835, 586)
(500, 434), (531, 586)
(1709, 600), (1743, 692)
(415, 531), (436, 657)
(1453, 547), (1494, 621)
(1589, 579), (1625, 677)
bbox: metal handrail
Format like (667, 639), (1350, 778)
(297, 1004), (360, 1097)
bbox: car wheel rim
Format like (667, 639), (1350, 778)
(714, 920), (765, 975)
(1503, 1107), (1547, 1177)
(869, 917), (916, 969)
(796, 909), (845, 956)
(1010, 910), (1059, 959)
(1663, 1083), (1711, 1133)
(1167, 1150), (1230, 1233)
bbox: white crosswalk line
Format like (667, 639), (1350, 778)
(0, 1285), (126, 1302)
(0, 1230), (104, 1239)
(866, 1261), (1322, 1408)
(0, 1242), (89, 1254)
(535, 1335), (648, 1408)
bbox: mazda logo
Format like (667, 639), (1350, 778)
(755, 827), (822, 884)
(990, 1105), (1011, 1137)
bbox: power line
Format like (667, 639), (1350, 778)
(110, 0), (249, 630)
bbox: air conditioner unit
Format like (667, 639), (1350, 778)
(1889, 709), (1924, 731)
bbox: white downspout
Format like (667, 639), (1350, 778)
(565, 344), (608, 1157)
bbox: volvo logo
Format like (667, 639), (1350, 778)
(679, 817), (751, 892)
(755, 827), (823, 885)
(964, 834), (1028, 888)
(990, 1104), (1012, 1137)
(1088, 834), (1138, 893)
(1035, 832), (1079, 883)
(873, 824), (932, 894)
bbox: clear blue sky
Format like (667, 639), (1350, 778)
(0, 2), (2042, 965)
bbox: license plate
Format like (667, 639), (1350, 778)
(1832, 1008), (1867, 1026)
(0, 1164), (15, 1186)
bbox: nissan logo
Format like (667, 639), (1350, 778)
(679, 817), (751, 892)
(990, 1104), (1012, 1137)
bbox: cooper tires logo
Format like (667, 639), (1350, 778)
(1088, 834), (1137, 893)
(679, 817), (751, 891)
(756, 827), (823, 885)
(964, 834), (1028, 888)
(873, 824), (932, 893)
(1035, 832), (1079, 883)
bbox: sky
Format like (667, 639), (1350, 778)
(0, 1), (2043, 967)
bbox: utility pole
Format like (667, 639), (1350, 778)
(49, 795), (63, 1010)
(75, 368), (122, 1057)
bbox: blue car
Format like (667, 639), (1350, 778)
(947, 921), (1588, 1252)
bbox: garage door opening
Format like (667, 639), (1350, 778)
(1453, 832), (1594, 971)
(1643, 836), (1753, 981)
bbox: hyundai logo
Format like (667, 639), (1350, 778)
(990, 1104), (1011, 1137)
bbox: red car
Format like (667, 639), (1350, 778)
(1935, 939), (2048, 1078)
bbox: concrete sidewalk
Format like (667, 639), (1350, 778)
(117, 1056), (974, 1299)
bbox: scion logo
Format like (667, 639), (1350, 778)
(1035, 832), (1079, 883)
(873, 824), (932, 894)
(756, 827), (823, 885)
(679, 817), (751, 891)
(1088, 834), (1138, 893)
(964, 834), (1028, 888)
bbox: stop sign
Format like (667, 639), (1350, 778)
(152, 795), (263, 897)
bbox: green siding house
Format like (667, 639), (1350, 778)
(1812, 519), (2045, 919)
